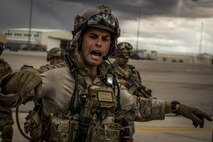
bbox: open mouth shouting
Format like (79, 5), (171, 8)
(90, 50), (103, 61)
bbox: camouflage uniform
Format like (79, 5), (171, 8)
(37, 62), (66, 74)
(0, 59), (166, 142)
(112, 42), (143, 141)
(113, 62), (141, 85)
(0, 6), (166, 141)
(0, 59), (12, 79)
(37, 47), (65, 73)
(0, 5), (212, 142)
(113, 43), (142, 94)
(0, 35), (13, 142)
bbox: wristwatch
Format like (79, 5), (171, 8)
(171, 101), (180, 114)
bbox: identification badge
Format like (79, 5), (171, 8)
(98, 91), (113, 102)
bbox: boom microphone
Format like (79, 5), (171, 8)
(102, 56), (108, 60)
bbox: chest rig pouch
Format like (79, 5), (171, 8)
(76, 83), (122, 142)
(49, 54), (122, 142)
(49, 114), (78, 142)
(88, 83), (116, 109)
(49, 83), (121, 142)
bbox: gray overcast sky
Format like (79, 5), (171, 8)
(1, 0), (213, 54)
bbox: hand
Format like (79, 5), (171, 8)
(16, 68), (42, 98)
(177, 104), (212, 128)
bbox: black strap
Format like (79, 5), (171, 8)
(64, 53), (79, 114)
(171, 101), (180, 114)
(108, 67), (121, 114)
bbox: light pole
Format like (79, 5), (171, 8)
(136, 9), (141, 51)
(28, 0), (33, 50)
(199, 22), (203, 54)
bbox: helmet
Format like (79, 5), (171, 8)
(47, 47), (64, 61)
(116, 42), (133, 58)
(0, 35), (7, 50)
(71, 5), (120, 56)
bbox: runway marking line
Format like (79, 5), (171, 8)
(14, 123), (212, 133)
(135, 127), (213, 133)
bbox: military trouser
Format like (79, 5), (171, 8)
(0, 107), (14, 142)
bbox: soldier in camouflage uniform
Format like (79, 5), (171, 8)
(0, 5), (212, 142)
(113, 42), (154, 141)
(113, 42), (142, 92)
(112, 42), (144, 141)
(37, 47), (65, 73)
(113, 42), (152, 96)
(0, 35), (13, 142)
(46, 47), (64, 65)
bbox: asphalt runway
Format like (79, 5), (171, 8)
(2, 50), (213, 142)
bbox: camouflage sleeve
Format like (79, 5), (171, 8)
(37, 64), (51, 73)
(37, 63), (66, 74)
(120, 86), (166, 122)
(0, 59), (12, 78)
(0, 92), (19, 107)
(0, 73), (20, 107)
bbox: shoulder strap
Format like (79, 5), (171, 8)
(64, 53), (79, 114)
(107, 65), (121, 114)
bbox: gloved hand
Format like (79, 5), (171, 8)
(16, 68), (42, 98)
(177, 104), (212, 128)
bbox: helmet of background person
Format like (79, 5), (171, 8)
(116, 42), (133, 58)
(46, 47), (64, 61)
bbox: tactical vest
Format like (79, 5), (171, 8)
(47, 64), (123, 142)
(24, 59), (129, 142)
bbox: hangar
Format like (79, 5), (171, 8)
(131, 50), (213, 65)
(3, 28), (72, 51)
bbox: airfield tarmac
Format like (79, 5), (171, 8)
(2, 50), (213, 142)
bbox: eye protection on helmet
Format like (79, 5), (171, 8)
(87, 13), (119, 33)
(118, 42), (133, 50)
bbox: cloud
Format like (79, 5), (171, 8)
(1, 0), (213, 54)
(61, 0), (213, 18)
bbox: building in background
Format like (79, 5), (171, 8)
(193, 53), (213, 65)
(3, 28), (72, 51)
(130, 49), (213, 65)
(131, 49), (157, 60)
